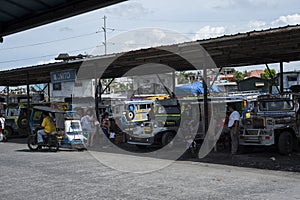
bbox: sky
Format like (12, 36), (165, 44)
(1, 0), (300, 73)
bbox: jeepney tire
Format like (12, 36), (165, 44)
(292, 139), (300, 152)
(162, 132), (175, 147)
(18, 116), (29, 129)
(3, 126), (13, 139)
(278, 132), (293, 155)
(136, 145), (147, 150)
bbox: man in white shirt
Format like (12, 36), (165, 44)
(81, 109), (95, 147)
(0, 114), (5, 141)
(228, 104), (240, 155)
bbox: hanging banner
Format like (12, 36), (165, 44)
(50, 69), (76, 83)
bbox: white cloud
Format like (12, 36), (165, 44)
(105, 2), (152, 18)
(248, 20), (267, 29)
(193, 26), (226, 40)
(151, 29), (166, 40)
(271, 14), (300, 26)
(59, 27), (73, 32)
(104, 28), (189, 54)
(212, 0), (273, 9)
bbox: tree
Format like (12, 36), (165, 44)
(176, 72), (190, 84)
(232, 71), (245, 82)
(261, 68), (277, 89)
(261, 68), (276, 80)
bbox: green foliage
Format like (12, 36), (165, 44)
(232, 71), (245, 82)
(261, 68), (276, 80)
(176, 72), (190, 84)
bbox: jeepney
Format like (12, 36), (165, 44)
(239, 93), (300, 155)
(126, 98), (181, 147)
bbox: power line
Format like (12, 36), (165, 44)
(0, 46), (100, 64)
(0, 31), (102, 51)
(110, 28), (199, 35)
(0, 28), (197, 52)
(108, 16), (250, 23)
(0, 54), (58, 64)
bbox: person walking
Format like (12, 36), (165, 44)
(228, 104), (240, 155)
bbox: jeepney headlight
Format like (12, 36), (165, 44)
(154, 123), (158, 128)
(140, 123), (144, 127)
(260, 130), (268, 135)
(275, 119), (285, 124)
(275, 117), (292, 124)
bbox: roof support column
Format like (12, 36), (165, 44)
(172, 71), (176, 93)
(95, 79), (102, 121)
(6, 86), (9, 104)
(203, 67), (209, 133)
(26, 72), (30, 111)
(280, 62), (284, 93)
(48, 83), (50, 102)
(26, 72), (30, 135)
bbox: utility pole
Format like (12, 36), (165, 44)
(102, 15), (107, 55)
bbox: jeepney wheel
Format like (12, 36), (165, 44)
(278, 132), (293, 155)
(18, 116), (29, 129)
(162, 132), (175, 147)
(3, 126), (13, 139)
(136, 145), (147, 150)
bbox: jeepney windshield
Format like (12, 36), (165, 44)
(259, 100), (293, 111)
(6, 107), (19, 117)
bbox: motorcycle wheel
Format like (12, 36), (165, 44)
(27, 135), (39, 151)
(49, 137), (59, 152)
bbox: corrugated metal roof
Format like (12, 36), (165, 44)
(1, 25), (300, 86)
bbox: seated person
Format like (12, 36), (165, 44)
(37, 111), (56, 144)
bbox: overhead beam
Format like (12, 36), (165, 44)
(1, 0), (127, 37)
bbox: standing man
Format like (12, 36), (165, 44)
(81, 108), (95, 147)
(228, 104), (240, 155)
(0, 114), (5, 141)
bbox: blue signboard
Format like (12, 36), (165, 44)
(50, 69), (76, 83)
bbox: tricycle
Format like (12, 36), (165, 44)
(27, 106), (87, 151)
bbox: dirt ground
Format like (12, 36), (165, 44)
(121, 141), (300, 172)
(183, 145), (300, 172)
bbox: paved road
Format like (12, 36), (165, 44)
(1, 140), (300, 200)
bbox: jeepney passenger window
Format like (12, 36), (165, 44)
(33, 111), (42, 120)
(140, 104), (147, 109)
